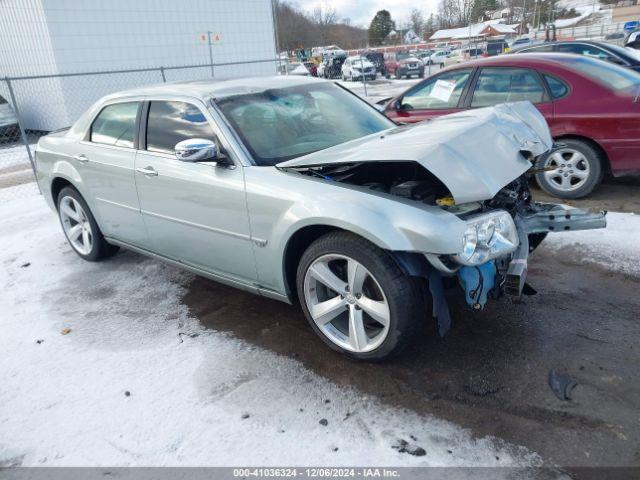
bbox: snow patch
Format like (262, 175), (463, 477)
(543, 212), (640, 277)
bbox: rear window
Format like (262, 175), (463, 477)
(563, 56), (640, 91)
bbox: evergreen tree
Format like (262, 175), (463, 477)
(368, 10), (394, 46)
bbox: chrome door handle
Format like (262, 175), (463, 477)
(74, 154), (89, 163)
(136, 166), (158, 177)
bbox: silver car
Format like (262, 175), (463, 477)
(35, 76), (606, 360)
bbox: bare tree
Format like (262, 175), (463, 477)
(311, 3), (338, 45)
(409, 8), (425, 37)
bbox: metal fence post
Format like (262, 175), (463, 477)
(5, 76), (38, 189)
(159, 66), (166, 82)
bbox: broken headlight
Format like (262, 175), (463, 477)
(453, 211), (519, 266)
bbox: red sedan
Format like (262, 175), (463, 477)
(384, 53), (640, 198)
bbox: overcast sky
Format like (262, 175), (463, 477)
(295, 0), (440, 29)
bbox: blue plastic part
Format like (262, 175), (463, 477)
(457, 262), (497, 310)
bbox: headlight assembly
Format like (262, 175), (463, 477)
(453, 211), (519, 266)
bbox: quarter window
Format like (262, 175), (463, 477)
(471, 67), (546, 107)
(90, 102), (138, 148)
(146, 101), (216, 155)
(401, 69), (472, 110)
(543, 74), (569, 99)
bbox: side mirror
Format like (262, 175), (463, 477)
(394, 99), (404, 111)
(175, 138), (218, 162)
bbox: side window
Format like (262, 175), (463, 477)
(557, 43), (612, 61)
(401, 69), (472, 110)
(146, 101), (216, 155)
(522, 44), (555, 53)
(543, 74), (569, 99)
(90, 102), (138, 148)
(471, 67), (546, 108)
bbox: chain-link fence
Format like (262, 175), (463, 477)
(0, 58), (279, 201)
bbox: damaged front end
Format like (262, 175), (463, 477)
(425, 173), (606, 335)
(278, 102), (607, 335)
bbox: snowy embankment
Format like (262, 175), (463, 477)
(0, 189), (540, 469)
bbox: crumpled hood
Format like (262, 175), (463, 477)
(279, 102), (553, 204)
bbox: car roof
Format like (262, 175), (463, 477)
(103, 75), (326, 102)
(442, 52), (590, 70)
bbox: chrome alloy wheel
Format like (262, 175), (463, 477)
(543, 148), (591, 192)
(59, 196), (93, 255)
(303, 254), (390, 353)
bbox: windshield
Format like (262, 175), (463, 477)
(396, 52), (411, 60)
(563, 55), (640, 91)
(216, 82), (394, 166)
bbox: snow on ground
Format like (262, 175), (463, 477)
(543, 212), (640, 278)
(0, 187), (543, 469)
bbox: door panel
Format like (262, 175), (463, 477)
(77, 101), (148, 247)
(134, 155), (256, 282)
(134, 99), (256, 283)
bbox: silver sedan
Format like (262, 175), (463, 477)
(35, 76), (605, 360)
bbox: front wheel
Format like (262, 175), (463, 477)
(57, 186), (119, 261)
(534, 139), (603, 199)
(296, 232), (424, 360)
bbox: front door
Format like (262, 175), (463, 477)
(388, 69), (474, 123)
(134, 99), (256, 284)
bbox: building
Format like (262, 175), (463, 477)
(0, 0), (277, 131)
(430, 20), (517, 42)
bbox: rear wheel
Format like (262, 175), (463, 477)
(297, 232), (424, 360)
(57, 186), (119, 261)
(534, 139), (603, 199)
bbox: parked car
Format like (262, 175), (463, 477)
(0, 93), (19, 143)
(341, 56), (377, 81)
(321, 54), (347, 79)
(304, 61), (318, 77)
(625, 30), (640, 49)
(34, 76), (605, 359)
(384, 51), (425, 79)
(515, 40), (640, 72)
(486, 39), (509, 56)
(362, 51), (387, 76)
(509, 37), (535, 51)
(384, 53), (640, 198)
(425, 50), (449, 67)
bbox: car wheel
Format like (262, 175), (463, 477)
(296, 232), (424, 360)
(57, 186), (119, 261)
(534, 139), (603, 199)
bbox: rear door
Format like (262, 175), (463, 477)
(466, 66), (553, 120)
(76, 99), (149, 247)
(134, 98), (256, 283)
(387, 68), (474, 123)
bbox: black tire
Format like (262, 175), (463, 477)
(534, 139), (603, 199)
(296, 232), (424, 361)
(56, 186), (119, 261)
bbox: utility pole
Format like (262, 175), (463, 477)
(207, 31), (215, 77)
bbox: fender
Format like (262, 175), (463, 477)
(244, 166), (466, 296)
